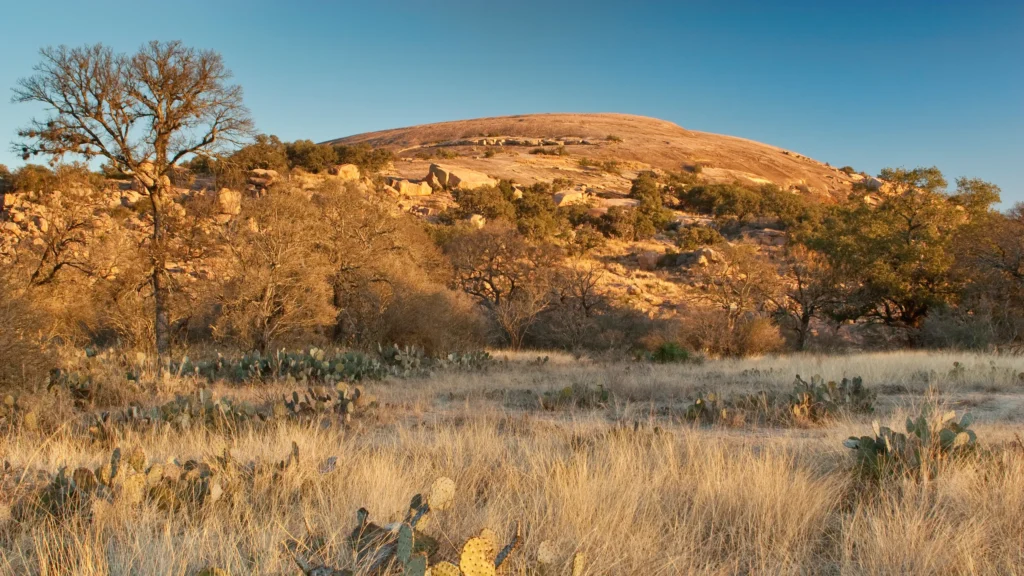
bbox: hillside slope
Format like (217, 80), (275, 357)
(326, 113), (858, 199)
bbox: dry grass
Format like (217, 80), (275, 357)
(2, 351), (1023, 575)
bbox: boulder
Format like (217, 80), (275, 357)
(696, 246), (722, 264)
(600, 197), (639, 209)
(215, 188), (242, 216)
(862, 177), (884, 191)
(121, 190), (143, 207)
(394, 179), (432, 197)
(428, 164), (496, 190)
(468, 214), (487, 229)
(637, 250), (661, 271)
(553, 190), (588, 207)
(330, 164), (361, 181)
(248, 169), (280, 192)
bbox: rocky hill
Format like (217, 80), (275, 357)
(326, 113), (862, 201)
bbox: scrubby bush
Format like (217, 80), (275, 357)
(648, 342), (698, 364)
(675, 225), (724, 250)
(8, 164), (58, 193)
(606, 134), (623, 142)
(285, 139), (337, 173)
(0, 278), (52, 390)
(530, 146), (567, 156)
(333, 143), (394, 173)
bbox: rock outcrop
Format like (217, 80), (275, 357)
(329, 164), (361, 181)
(637, 250), (661, 271)
(386, 177), (433, 197)
(427, 164), (497, 191)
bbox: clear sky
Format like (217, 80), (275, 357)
(2, 1), (1021, 203)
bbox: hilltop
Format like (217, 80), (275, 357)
(326, 113), (862, 200)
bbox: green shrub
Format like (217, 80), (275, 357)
(285, 140), (337, 173)
(648, 342), (697, 364)
(675, 225), (724, 250)
(333, 143), (394, 173)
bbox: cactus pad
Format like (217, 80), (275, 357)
(572, 552), (585, 576)
(430, 561), (461, 576)
(397, 523), (414, 564)
(428, 476), (456, 511)
(478, 528), (499, 555)
(537, 541), (557, 565)
(460, 537), (496, 576)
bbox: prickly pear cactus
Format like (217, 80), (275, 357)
(459, 536), (496, 576)
(430, 561), (461, 576)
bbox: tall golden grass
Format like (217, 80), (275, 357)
(2, 351), (1023, 575)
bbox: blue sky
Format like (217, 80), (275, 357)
(3, 1), (1022, 203)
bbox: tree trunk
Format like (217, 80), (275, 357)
(150, 186), (171, 357)
(153, 265), (171, 355)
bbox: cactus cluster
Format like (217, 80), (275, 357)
(287, 476), (522, 576)
(86, 383), (377, 435)
(5, 442), (310, 523)
(541, 383), (610, 410)
(47, 367), (97, 407)
(844, 406), (978, 480)
(0, 394), (40, 432)
(47, 347), (493, 399)
(682, 375), (874, 428)
(790, 375), (875, 422)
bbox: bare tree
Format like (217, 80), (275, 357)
(770, 245), (841, 350)
(694, 245), (780, 331)
(12, 41), (253, 355)
(444, 224), (559, 349)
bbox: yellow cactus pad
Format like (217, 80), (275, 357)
(428, 476), (456, 511)
(572, 552), (586, 576)
(460, 536), (496, 576)
(429, 561), (461, 576)
(478, 528), (499, 554)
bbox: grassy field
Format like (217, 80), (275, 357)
(2, 351), (1023, 575)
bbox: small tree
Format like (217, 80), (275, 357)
(444, 224), (559, 348)
(13, 41), (253, 355)
(770, 245), (841, 350)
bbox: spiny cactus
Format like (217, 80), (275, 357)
(1, 394), (40, 432)
(536, 540), (584, 576)
(541, 383), (610, 411)
(791, 374), (875, 422)
(844, 406), (978, 480)
(287, 477), (520, 576)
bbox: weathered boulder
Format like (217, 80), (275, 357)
(674, 246), (723, 268)
(329, 164), (361, 181)
(637, 250), (661, 271)
(468, 214), (487, 229)
(696, 247), (722, 264)
(862, 176), (884, 191)
(248, 169), (280, 193)
(428, 164), (496, 190)
(394, 179), (432, 197)
(553, 190), (588, 207)
(600, 197), (639, 209)
(215, 188), (242, 216)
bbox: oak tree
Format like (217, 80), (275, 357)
(12, 41), (253, 355)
